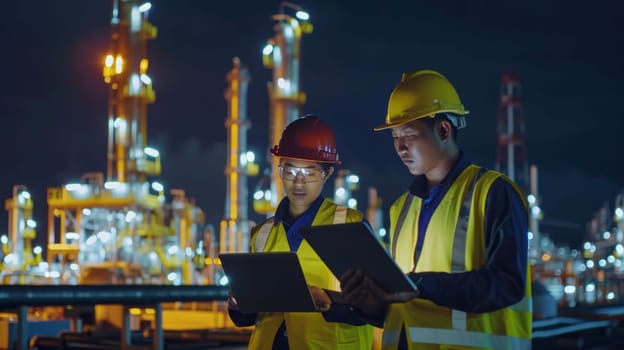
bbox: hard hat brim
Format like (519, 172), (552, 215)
(373, 109), (469, 131)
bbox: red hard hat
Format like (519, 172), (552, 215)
(270, 115), (340, 164)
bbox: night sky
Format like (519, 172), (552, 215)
(1, 0), (623, 249)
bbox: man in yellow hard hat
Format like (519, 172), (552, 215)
(339, 70), (532, 349)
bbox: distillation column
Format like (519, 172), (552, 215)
(103, 0), (158, 184)
(258, 4), (312, 215)
(495, 72), (529, 194)
(220, 58), (252, 253)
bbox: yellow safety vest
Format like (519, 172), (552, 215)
(247, 199), (374, 350)
(383, 165), (532, 350)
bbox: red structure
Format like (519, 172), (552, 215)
(495, 72), (529, 194)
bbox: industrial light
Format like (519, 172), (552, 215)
(378, 228), (387, 237)
(105, 54), (114, 67)
(295, 10), (310, 21)
(151, 181), (164, 192)
(140, 74), (152, 85)
(138, 2), (152, 12)
(527, 194), (536, 205)
(144, 147), (160, 157)
(262, 43), (274, 56)
(347, 174), (360, 184)
(26, 219), (37, 228)
(33, 246), (42, 255)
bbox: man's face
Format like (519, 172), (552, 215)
(391, 119), (445, 176)
(279, 159), (330, 212)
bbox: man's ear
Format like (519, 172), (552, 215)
(438, 120), (452, 141)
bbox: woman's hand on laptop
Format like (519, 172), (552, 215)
(308, 285), (331, 311)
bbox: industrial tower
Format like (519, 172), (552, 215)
(495, 72), (529, 194)
(255, 3), (313, 215)
(220, 58), (257, 254)
(103, 0), (158, 184)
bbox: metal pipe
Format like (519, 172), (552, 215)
(0, 285), (228, 307)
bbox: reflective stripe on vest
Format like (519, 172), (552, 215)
(407, 327), (531, 350)
(253, 205), (348, 252)
(449, 168), (486, 331)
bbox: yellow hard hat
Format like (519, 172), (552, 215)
(374, 70), (469, 131)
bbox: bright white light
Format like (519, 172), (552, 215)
(70, 263), (79, 271)
(347, 198), (357, 209)
(253, 190), (264, 200)
(26, 219), (37, 228)
(246, 151), (255, 163)
(603, 231), (611, 240)
(19, 191), (31, 200)
(219, 275), (229, 286)
(151, 182), (164, 192)
(82, 208), (92, 216)
(168, 245), (179, 255)
(33, 246), (42, 255)
(65, 232), (80, 241)
(583, 242), (591, 250)
(335, 188), (346, 197)
(97, 231), (111, 243)
(185, 247), (193, 257)
(104, 181), (121, 190)
(531, 206), (541, 217)
(262, 44), (273, 56)
(167, 272), (178, 282)
(608, 255), (615, 263)
(599, 259), (607, 267)
(130, 74), (141, 94)
(586, 283), (595, 292)
(589, 244), (597, 253)
(295, 10), (309, 21)
(347, 175), (360, 184)
(50, 271), (60, 279)
(607, 292), (615, 300)
(587, 260), (595, 269)
(131, 6), (141, 32)
(65, 183), (84, 191)
(115, 55), (123, 74)
(616, 244), (624, 255)
(144, 147), (160, 157)
(563, 285), (576, 294)
(86, 236), (97, 246)
(378, 228), (387, 237)
(113, 117), (126, 128)
(105, 54), (114, 67)
(138, 2), (152, 12)
(277, 77), (290, 90)
(527, 231), (534, 240)
(1, 235), (7, 244)
(527, 194), (536, 205)
(615, 208), (624, 219)
(264, 190), (272, 200)
(140, 74), (152, 85)
(125, 210), (136, 223)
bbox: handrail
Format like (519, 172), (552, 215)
(0, 284), (228, 307)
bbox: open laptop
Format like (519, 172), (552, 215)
(219, 252), (320, 313)
(299, 222), (418, 294)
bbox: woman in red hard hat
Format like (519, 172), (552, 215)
(228, 115), (374, 350)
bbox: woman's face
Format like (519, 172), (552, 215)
(280, 158), (333, 216)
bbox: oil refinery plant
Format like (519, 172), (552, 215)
(0, 1), (623, 350)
